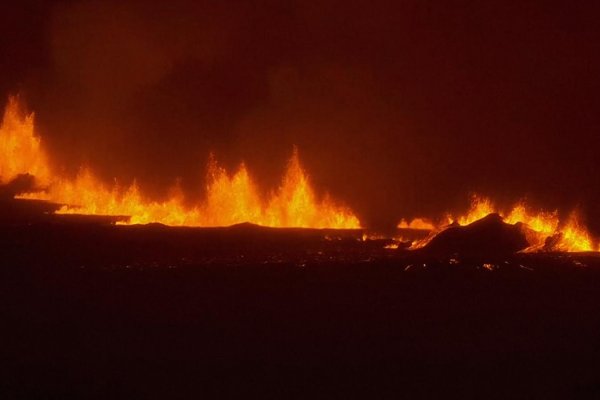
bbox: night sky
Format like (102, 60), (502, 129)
(2, 0), (600, 230)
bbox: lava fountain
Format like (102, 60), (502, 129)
(399, 195), (596, 252)
(0, 96), (360, 229)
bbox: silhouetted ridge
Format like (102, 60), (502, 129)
(0, 174), (37, 198)
(421, 213), (529, 257)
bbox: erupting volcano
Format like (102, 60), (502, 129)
(4, 2), (600, 398)
(2, 95), (599, 252)
(398, 195), (597, 253)
(0, 96), (360, 229)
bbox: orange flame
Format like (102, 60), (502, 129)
(400, 195), (596, 252)
(397, 217), (435, 231)
(457, 196), (496, 226)
(462, 196), (594, 252)
(557, 213), (594, 252)
(3, 96), (360, 229)
(2, 95), (597, 246)
(0, 96), (50, 185)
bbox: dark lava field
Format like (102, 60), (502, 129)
(1, 210), (600, 399)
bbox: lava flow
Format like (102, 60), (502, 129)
(399, 195), (597, 252)
(2, 95), (598, 250)
(0, 96), (360, 229)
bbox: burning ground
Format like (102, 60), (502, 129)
(2, 94), (599, 397)
(1, 96), (359, 228)
(2, 97), (600, 397)
(2, 1), (600, 397)
(1, 95), (599, 254)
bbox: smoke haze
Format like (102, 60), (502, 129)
(2, 0), (600, 229)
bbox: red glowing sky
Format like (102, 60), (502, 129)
(1, 0), (600, 230)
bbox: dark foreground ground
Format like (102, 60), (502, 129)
(1, 219), (600, 399)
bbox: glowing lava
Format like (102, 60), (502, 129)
(0, 96), (50, 185)
(400, 195), (596, 252)
(1, 96), (360, 229)
(397, 217), (435, 231)
(1, 95), (597, 246)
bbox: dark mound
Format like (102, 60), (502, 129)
(421, 213), (529, 257)
(0, 174), (37, 198)
(0, 197), (128, 225)
(0, 197), (61, 223)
